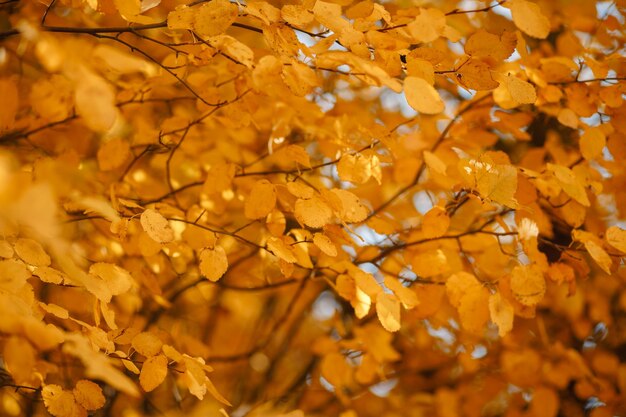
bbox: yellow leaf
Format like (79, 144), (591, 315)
(0, 240), (13, 258)
(583, 239), (612, 274)
(194, 0), (239, 37)
(0, 77), (18, 132)
(461, 157), (518, 208)
(114, 0), (157, 23)
(510, 0), (551, 39)
(353, 287), (371, 318)
(199, 245), (229, 281)
(458, 59), (499, 91)
(351, 267), (382, 299)
(281, 60), (319, 97)
(267, 237), (297, 263)
(423, 150), (447, 175)
(13, 238), (51, 266)
(510, 264), (546, 306)
(286, 181), (315, 199)
(422, 206), (450, 238)
(140, 209), (175, 243)
(376, 292), (401, 332)
(331, 189), (369, 223)
(580, 127), (606, 161)
(313, 233), (338, 256)
(458, 285), (490, 333)
(167, 5), (194, 30)
(42, 385), (85, 417)
(446, 271), (482, 308)
(244, 180), (277, 220)
(284, 144), (312, 168)
(3, 336), (35, 384)
(281, 5), (315, 27)
(547, 163), (590, 206)
(404, 76), (445, 114)
(74, 67), (119, 132)
(0, 259), (30, 293)
(406, 8), (445, 43)
(465, 30), (517, 62)
(73, 380), (105, 411)
(384, 276), (419, 309)
(40, 302), (70, 319)
(205, 376), (232, 407)
(337, 153), (380, 184)
(295, 197), (333, 228)
(606, 226), (626, 253)
(122, 359), (141, 375)
(97, 138), (131, 171)
(246, 1), (281, 24)
(557, 108), (579, 129)
(488, 292), (514, 336)
(207, 35), (255, 68)
(505, 75), (537, 105)
(132, 331), (163, 358)
(89, 263), (134, 296)
(203, 162), (236, 195)
(93, 45), (156, 76)
(33, 267), (64, 284)
(412, 249), (450, 278)
(140, 354), (168, 392)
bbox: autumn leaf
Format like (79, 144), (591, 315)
(245, 180), (277, 220)
(199, 246), (229, 281)
(404, 76), (445, 114)
(73, 380), (105, 411)
(510, 264), (546, 306)
(140, 209), (175, 243)
(376, 292), (401, 332)
(140, 354), (168, 392)
(509, 0), (551, 39)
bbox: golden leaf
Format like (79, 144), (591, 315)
(244, 180), (277, 220)
(510, 264), (546, 306)
(42, 385), (86, 417)
(547, 163), (590, 207)
(510, 0), (551, 39)
(199, 245), (229, 281)
(489, 292), (514, 337)
(294, 197), (333, 228)
(3, 336), (35, 384)
(267, 237), (298, 263)
(132, 331), (163, 358)
(73, 380), (105, 411)
(384, 275), (419, 309)
(465, 30), (517, 62)
(331, 189), (369, 223)
(194, 0), (238, 37)
(97, 138), (131, 171)
(505, 75), (537, 105)
(579, 127), (606, 161)
(140, 209), (175, 243)
(13, 238), (51, 267)
(606, 226), (626, 253)
(376, 292), (401, 332)
(458, 59), (499, 91)
(140, 354), (168, 392)
(422, 206), (450, 238)
(313, 233), (338, 256)
(404, 76), (445, 114)
(89, 263), (134, 296)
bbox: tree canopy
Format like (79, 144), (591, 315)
(1, 0), (626, 416)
